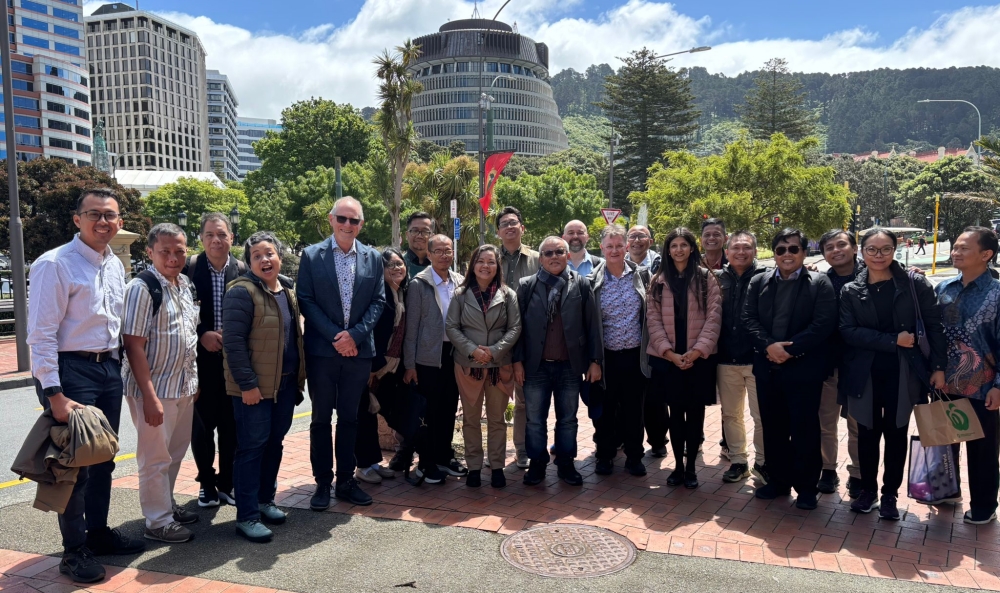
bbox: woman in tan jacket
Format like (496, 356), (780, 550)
(445, 244), (522, 489)
(647, 227), (722, 489)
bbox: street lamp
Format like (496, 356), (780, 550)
(917, 99), (982, 165)
(177, 211), (188, 229)
(651, 46), (712, 60)
(230, 206), (241, 244)
(484, 74), (514, 152)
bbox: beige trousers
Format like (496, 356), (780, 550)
(512, 384), (526, 457)
(819, 370), (861, 478)
(717, 364), (764, 465)
(455, 363), (514, 471)
(128, 395), (194, 529)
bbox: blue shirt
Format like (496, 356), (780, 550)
(568, 253), (599, 277)
(935, 272), (1000, 400)
(772, 267), (803, 282)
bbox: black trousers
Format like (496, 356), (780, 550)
(415, 343), (459, 468)
(644, 372), (669, 450)
(655, 359), (712, 473)
(858, 368), (908, 497)
(593, 348), (646, 462)
(356, 366), (424, 468)
(308, 354), (372, 485)
(947, 395), (1000, 516)
(756, 368), (823, 496)
(191, 348), (236, 493)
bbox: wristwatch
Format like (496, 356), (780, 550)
(43, 386), (63, 397)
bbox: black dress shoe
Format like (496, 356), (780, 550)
(524, 461), (546, 486)
(647, 445), (668, 458)
(684, 472), (699, 489)
(795, 493), (818, 510)
(466, 470), (481, 488)
(558, 465), (583, 486)
(666, 470), (684, 487)
(755, 483), (792, 500)
(310, 483), (332, 511)
(624, 458), (647, 476)
(59, 546), (105, 584)
(595, 459), (614, 475)
(388, 450), (414, 472)
(846, 477), (863, 499)
(335, 478), (373, 506)
(491, 469), (506, 488)
(85, 527), (145, 556)
(817, 470), (840, 494)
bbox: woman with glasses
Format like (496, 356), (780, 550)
(646, 227), (722, 489)
(445, 244), (521, 488)
(353, 248), (411, 485)
(839, 229), (946, 519)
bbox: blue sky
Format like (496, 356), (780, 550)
(84, 0), (1000, 118)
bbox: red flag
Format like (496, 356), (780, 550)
(479, 151), (515, 216)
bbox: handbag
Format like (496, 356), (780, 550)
(907, 435), (961, 503)
(907, 270), (931, 360)
(913, 391), (985, 446)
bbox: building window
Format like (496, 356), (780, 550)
(54, 42), (81, 55)
(22, 35), (49, 49)
(15, 115), (41, 128)
(486, 62), (499, 72)
(20, 0), (48, 14)
(11, 61), (32, 75)
(20, 16), (48, 32)
(46, 101), (68, 113)
(500, 63), (511, 73)
(52, 7), (78, 21)
(49, 137), (74, 150)
(54, 25), (80, 39)
(48, 119), (73, 132)
(76, 142), (91, 153)
(11, 79), (33, 92)
(13, 96), (40, 110)
(75, 125), (90, 137)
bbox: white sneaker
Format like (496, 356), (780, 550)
(373, 464), (395, 479)
(355, 466), (382, 484)
(516, 453), (530, 469)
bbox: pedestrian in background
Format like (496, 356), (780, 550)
(446, 244), (521, 489)
(27, 188), (144, 583)
(223, 232), (306, 542)
(646, 227), (722, 490)
(839, 228), (946, 520)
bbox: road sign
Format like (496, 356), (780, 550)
(453, 217), (460, 241)
(601, 208), (622, 226)
(450, 199), (457, 218)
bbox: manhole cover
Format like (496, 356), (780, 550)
(500, 524), (636, 578)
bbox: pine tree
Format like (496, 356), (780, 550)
(597, 48), (700, 198)
(739, 58), (817, 141)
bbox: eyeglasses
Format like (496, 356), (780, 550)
(407, 229), (432, 237)
(498, 220), (521, 229)
(864, 245), (895, 257)
(541, 248), (568, 258)
(773, 245), (802, 256)
(79, 210), (120, 222)
(627, 234), (649, 241)
(335, 215), (361, 226)
(386, 261), (405, 269)
(431, 249), (454, 257)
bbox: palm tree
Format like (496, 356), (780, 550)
(977, 136), (1000, 185)
(373, 39), (423, 248)
(404, 153), (482, 266)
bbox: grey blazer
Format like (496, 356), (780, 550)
(445, 284), (521, 368)
(403, 266), (464, 369)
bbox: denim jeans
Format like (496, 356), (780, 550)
(523, 361), (581, 466)
(232, 374), (297, 523)
(35, 354), (123, 551)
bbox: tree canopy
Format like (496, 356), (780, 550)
(899, 156), (997, 243)
(143, 177), (253, 244)
(738, 58), (817, 141)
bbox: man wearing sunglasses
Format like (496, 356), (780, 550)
(743, 228), (837, 511)
(514, 237), (603, 487)
(298, 197), (385, 510)
(27, 188), (146, 583)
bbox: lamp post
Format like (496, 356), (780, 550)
(917, 99), (982, 165)
(476, 3), (513, 246)
(230, 206), (241, 245)
(651, 46), (712, 61)
(177, 211), (188, 244)
(485, 74), (514, 152)
(931, 194), (941, 274)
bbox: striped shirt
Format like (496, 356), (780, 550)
(121, 266), (199, 399)
(207, 258), (228, 331)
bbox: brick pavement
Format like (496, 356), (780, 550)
(0, 338), (31, 381)
(104, 403), (1000, 590)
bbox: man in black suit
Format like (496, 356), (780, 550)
(297, 197), (385, 509)
(513, 236), (603, 487)
(743, 228), (837, 510)
(184, 212), (244, 508)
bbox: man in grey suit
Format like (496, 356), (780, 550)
(513, 236), (603, 486)
(297, 197), (385, 509)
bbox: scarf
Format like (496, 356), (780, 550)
(471, 278), (500, 314)
(536, 268), (568, 322)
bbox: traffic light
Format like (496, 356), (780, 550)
(702, 214), (708, 220)
(772, 215), (781, 226)
(925, 215), (933, 233)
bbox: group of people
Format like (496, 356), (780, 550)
(24, 187), (1000, 586)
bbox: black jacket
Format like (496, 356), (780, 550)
(838, 262), (946, 403)
(513, 269), (603, 376)
(742, 268), (838, 382)
(715, 261), (768, 365)
(182, 253), (244, 338)
(372, 288), (401, 372)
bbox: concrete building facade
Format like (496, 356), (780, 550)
(408, 19), (568, 156)
(84, 3), (209, 172)
(207, 70), (239, 180)
(3, 0), (93, 165)
(236, 116), (281, 179)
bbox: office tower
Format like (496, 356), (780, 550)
(207, 70), (238, 180)
(235, 116), (281, 179)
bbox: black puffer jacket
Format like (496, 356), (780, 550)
(714, 261), (768, 365)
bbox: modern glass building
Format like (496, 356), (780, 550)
(84, 3), (209, 172)
(409, 19), (568, 156)
(207, 70), (239, 180)
(3, 0), (92, 165)
(235, 116), (280, 179)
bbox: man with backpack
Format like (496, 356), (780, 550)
(183, 213), (245, 508)
(121, 223), (201, 543)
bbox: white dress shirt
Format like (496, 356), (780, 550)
(27, 234), (126, 390)
(431, 267), (455, 342)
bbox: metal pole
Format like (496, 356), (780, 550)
(932, 194), (940, 275)
(1, 13), (30, 371)
(478, 91), (485, 246)
(608, 133), (615, 208)
(334, 157), (342, 199)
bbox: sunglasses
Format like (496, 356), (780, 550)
(541, 248), (567, 258)
(774, 245), (802, 256)
(335, 215), (361, 226)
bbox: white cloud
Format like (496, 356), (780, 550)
(83, 1), (1000, 118)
